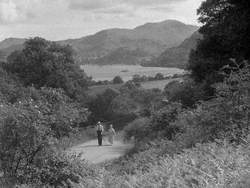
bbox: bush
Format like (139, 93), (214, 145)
(0, 85), (89, 186)
(25, 152), (100, 187)
(150, 102), (183, 139)
(154, 73), (164, 80)
(123, 118), (150, 142)
(0, 66), (26, 104)
(173, 64), (250, 146)
(103, 140), (250, 188)
(164, 79), (207, 108)
(0, 102), (52, 183)
(112, 76), (124, 84)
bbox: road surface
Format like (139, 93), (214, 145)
(69, 138), (133, 164)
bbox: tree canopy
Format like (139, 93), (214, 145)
(188, 0), (250, 83)
(113, 76), (124, 84)
(6, 37), (88, 99)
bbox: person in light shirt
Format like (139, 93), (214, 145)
(108, 124), (116, 145)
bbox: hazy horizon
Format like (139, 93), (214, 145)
(0, 19), (199, 42)
(0, 0), (203, 41)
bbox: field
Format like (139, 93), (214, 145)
(87, 78), (182, 96)
(141, 78), (182, 90)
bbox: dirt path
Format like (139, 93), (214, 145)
(69, 137), (133, 164)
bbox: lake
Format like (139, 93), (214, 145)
(81, 65), (184, 81)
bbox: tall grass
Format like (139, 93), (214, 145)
(97, 140), (250, 188)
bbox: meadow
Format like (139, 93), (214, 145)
(87, 78), (183, 97)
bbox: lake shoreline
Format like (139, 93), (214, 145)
(81, 64), (184, 82)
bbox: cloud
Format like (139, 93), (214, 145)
(0, 0), (42, 24)
(94, 4), (136, 16)
(0, 0), (24, 23)
(0, 0), (191, 24)
(69, 0), (113, 10)
(69, 0), (188, 11)
(126, 0), (186, 7)
(148, 5), (175, 12)
(0, 0), (67, 24)
(66, 0), (190, 21)
(0, 0), (202, 41)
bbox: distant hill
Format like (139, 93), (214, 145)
(0, 20), (199, 64)
(60, 20), (198, 64)
(142, 32), (202, 69)
(89, 48), (149, 65)
(0, 38), (25, 61)
(0, 38), (25, 49)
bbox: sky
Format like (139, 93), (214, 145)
(0, 0), (204, 41)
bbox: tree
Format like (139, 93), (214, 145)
(132, 74), (143, 82)
(164, 79), (207, 108)
(150, 103), (183, 140)
(154, 73), (164, 80)
(113, 76), (124, 84)
(87, 88), (120, 122)
(6, 37), (88, 99)
(188, 0), (250, 84)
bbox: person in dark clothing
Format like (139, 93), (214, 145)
(96, 121), (104, 146)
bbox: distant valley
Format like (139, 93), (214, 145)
(0, 20), (199, 68)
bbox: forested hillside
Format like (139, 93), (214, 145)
(143, 32), (202, 68)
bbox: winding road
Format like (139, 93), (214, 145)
(69, 137), (133, 164)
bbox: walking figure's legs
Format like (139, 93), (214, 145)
(97, 131), (102, 146)
(100, 136), (102, 146)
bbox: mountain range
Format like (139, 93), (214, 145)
(0, 20), (199, 67)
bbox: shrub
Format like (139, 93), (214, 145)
(164, 79), (207, 108)
(103, 140), (250, 188)
(150, 102), (183, 139)
(0, 86), (89, 186)
(123, 118), (150, 142)
(154, 73), (164, 80)
(174, 64), (250, 146)
(112, 76), (124, 84)
(0, 102), (52, 183)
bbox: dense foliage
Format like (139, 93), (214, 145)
(107, 2), (250, 186)
(164, 79), (208, 108)
(0, 39), (92, 187)
(101, 140), (250, 188)
(87, 81), (163, 129)
(112, 76), (124, 84)
(188, 0), (250, 85)
(5, 37), (88, 99)
(103, 63), (250, 188)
